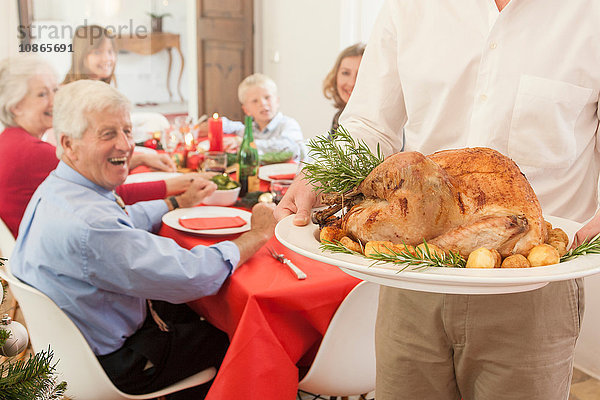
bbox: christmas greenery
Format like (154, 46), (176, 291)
(303, 126), (384, 194)
(0, 257), (67, 399)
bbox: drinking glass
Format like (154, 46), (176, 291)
(270, 179), (293, 204)
(202, 151), (228, 173)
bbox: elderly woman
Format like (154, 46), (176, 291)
(0, 55), (197, 237)
(323, 43), (366, 133)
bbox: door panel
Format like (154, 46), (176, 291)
(197, 0), (253, 121)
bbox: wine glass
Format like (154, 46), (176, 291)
(202, 151), (228, 174)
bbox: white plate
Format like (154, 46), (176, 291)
(162, 206), (251, 236)
(133, 146), (158, 154)
(275, 215), (600, 294)
(258, 163), (298, 182)
(125, 172), (181, 184)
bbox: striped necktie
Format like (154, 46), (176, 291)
(113, 191), (169, 331)
(113, 191), (126, 212)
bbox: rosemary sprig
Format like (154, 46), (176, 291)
(303, 126), (384, 194)
(560, 233), (600, 262)
(320, 240), (466, 271)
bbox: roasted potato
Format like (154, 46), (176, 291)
(501, 254), (531, 268)
(466, 247), (500, 268)
(340, 236), (363, 254)
(527, 244), (560, 267)
(365, 241), (396, 257)
(364, 241), (414, 257)
(548, 228), (568, 244)
(416, 243), (446, 258)
(547, 228), (569, 256)
(319, 226), (345, 243)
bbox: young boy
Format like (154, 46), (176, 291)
(221, 73), (305, 161)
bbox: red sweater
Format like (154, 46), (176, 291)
(0, 126), (166, 237)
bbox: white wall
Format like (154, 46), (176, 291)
(259, 0), (384, 140)
(29, 0), (188, 105)
(0, 0), (20, 60)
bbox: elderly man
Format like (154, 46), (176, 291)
(11, 80), (277, 399)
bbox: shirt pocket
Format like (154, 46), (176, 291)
(508, 75), (592, 169)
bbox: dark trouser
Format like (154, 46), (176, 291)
(98, 301), (229, 400)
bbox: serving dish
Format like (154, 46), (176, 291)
(275, 215), (600, 294)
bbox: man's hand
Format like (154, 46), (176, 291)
(573, 210), (600, 247)
(232, 203), (277, 269)
(173, 178), (217, 209)
(274, 172), (318, 226)
(249, 202), (278, 240)
(131, 152), (177, 172)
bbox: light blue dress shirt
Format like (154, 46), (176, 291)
(11, 161), (240, 355)
(222, 112), (306, 161)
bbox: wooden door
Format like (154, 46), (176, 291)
(196, 0), (253, 121)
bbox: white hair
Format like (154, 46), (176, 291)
(0, 55), (58, 127)
(237, 73), (278, 104)
(53, 80), (131, 158)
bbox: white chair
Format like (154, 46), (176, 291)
(298, 281), (380, 398)
(0, 217), (15, 259)
(0, 263), (216, 400)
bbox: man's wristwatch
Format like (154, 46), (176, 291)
(168, 196), (180, 210)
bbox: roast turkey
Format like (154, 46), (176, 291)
(330, 147), (546, 257)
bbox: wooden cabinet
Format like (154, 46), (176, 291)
(115, 32), (185, 102)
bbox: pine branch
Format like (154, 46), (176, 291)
(0, 329), (9, 349)
(0, 347), (67, 400)
(303, 126), (384, 194)
(320, 239), (466, 270)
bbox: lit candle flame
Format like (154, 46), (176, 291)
(185, 132), (194, 146)
(212, 112), (219, 119)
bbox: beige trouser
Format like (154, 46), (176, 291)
(375, 279), (584, 400)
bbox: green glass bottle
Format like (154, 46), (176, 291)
(237, 116), (260, 197)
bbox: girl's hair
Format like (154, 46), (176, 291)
(62, 25), (116, 85)
(322, 42), (366, 110)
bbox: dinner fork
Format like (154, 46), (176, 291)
(267, 247), (307, 280)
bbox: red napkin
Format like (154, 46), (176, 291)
(268, 173), (295, 180)
(179, 216), (247, 230)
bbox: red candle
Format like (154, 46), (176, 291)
(208, 113), (224, 151)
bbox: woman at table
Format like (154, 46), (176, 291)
(61, 24), (172, 148)
(323, 43), (365, 133)
(0, 55), (197, 237)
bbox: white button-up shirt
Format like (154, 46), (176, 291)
(341, 0), (600, 223)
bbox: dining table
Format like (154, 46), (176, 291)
(154, 167), (362, 400)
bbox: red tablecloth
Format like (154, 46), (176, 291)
(158, 222), (360, 400)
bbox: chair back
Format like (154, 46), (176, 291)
(0, 263), (216, 399)
(298, 281), (380, 397)
(0, 217), (15, 259)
